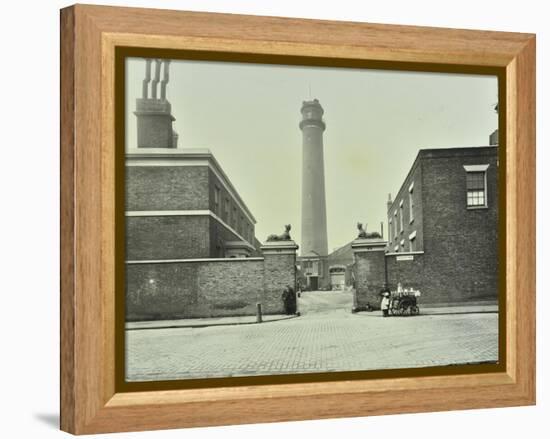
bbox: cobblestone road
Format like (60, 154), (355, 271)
(126, 290), (499, 381)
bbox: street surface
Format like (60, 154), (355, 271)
(126, 290), (498, 381)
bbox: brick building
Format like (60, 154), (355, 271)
(386, 145), (499, 304)
(125, 58), (297, 320)
(353, 145), (499, 309)
(326, 242), (355, 290)
(126, 148), (260, 261)
(297, 241), (356, 291)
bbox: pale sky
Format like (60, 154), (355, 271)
(126, 58), (498, 252)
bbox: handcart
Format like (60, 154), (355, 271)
(389, 290), (420, 316)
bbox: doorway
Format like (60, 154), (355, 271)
(308, 276), (319, 290)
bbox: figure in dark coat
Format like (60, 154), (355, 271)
(282, 285), (297, 315)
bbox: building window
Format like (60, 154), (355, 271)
(233, 206), (237, 228)
(389, 218), (393, 242)
(394, 210), (398, 240)
(464, 164), (489, 208)
(399, 200), (404, 233)
(409, 230), (417, 252)
(214, 186), (220, 214)
(408, 183), (414, 223)
(224, 198), (230, 222)
(466, 172), (486, 207)
(305, 260), (321, 276)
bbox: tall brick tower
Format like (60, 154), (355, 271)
(299, 99), (329, 257)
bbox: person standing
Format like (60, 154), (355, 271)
(381, 291), (391, 317)
(282, 285), (297, 315)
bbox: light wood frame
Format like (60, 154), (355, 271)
(60, 4), (536, 434)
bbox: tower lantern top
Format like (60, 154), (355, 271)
(301, 98), (324, 116)
(300, 98), (325, 131)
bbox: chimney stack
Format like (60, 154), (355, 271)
(134, 59), (177, 149)
(489, 103), (499, 145)
(489, 129), (499, 146)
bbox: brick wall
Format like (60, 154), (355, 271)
(126, 213), (254, 261)
(126, 262), (200, 320)
(327, 241), (355, 289)
(209, 215), (249, 258)
(135, 99), (176, 149)
(263, 253), (296, 313)
(126, 215), (211, 260)
(126, 164), (259, 260)
(208, 169), (255, 244)
(385, 253), (425, 293)
(198, 259), (264, 316)
(385, 249), (497, 305)
(387, 163), (424, 252)
(353, 247), (386, 309)
(126, 251), (296, 320)
(420, 148), (499, 303)
(380, 147), (499, 305)
(127, 259), (263, 320)
(126, 166), (209, 211)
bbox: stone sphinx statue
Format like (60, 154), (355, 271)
(267, 224), (292, 242)
(357, 222), (382, 239)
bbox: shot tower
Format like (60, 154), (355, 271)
(299, 99), (329, 257)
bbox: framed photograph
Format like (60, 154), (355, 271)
(60, 4), (536, 434)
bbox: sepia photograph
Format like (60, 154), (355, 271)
(123, 56), (500, 383)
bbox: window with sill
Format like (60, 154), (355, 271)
(464, 164), (489, 208)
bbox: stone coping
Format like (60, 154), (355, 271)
(351, 238), (388, 250)
(260, 240), (299, 253)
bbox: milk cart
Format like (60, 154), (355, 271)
(389, 290), (420, 316)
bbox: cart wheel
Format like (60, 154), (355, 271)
(411, 305), (419, 315)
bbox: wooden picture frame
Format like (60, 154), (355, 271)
(60, 4), (536, 434)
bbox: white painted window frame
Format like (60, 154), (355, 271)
(464, 164), (490, 209)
